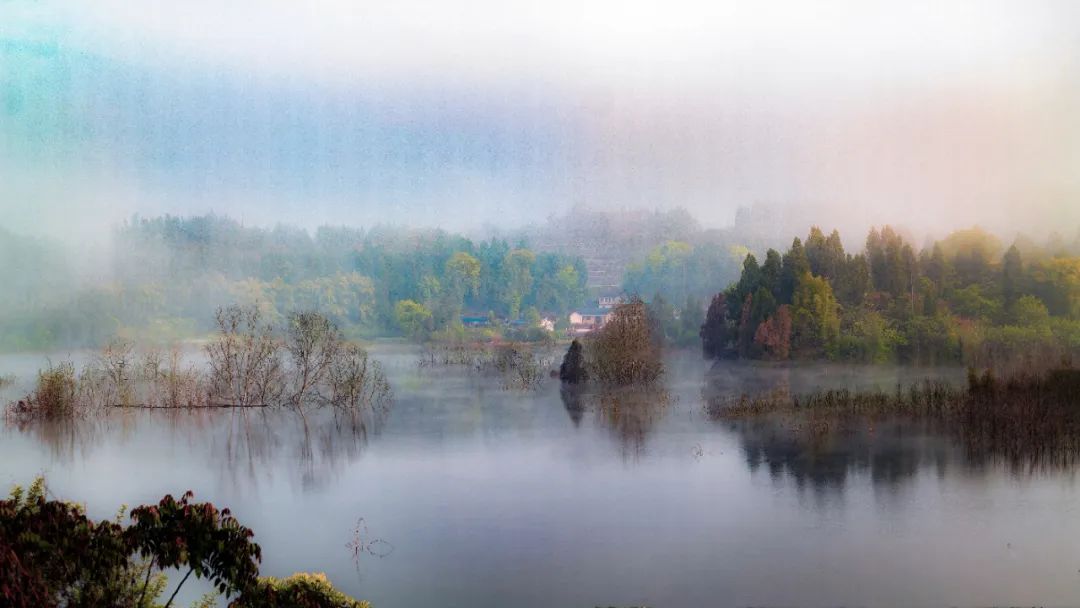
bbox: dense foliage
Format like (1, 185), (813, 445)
(0, 478), (366, 608)
(701, 226), (1080, 367)
(585, 298), (664, 385)
(0, 215), (587, 349)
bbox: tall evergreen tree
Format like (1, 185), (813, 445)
(805, 226), (829, 277)
(730, 253), (762, 318)
(1002, 244), (1024, 307)
(780, 238), (810, 303)
(700, 293), (731, 359)
(760, 249), (783, 301)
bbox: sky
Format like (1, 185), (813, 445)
(1, 0), (1078, 240)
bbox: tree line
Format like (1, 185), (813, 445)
(700, 226), (1080, 367)
(0, 215), (589, 349)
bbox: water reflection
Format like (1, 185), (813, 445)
(559, 385), (585, 427)
(560, 383), (673, 457)
(5, 406), (384, 491)
(725, 417), (959, 495)
(8, 348), (1080, 606)
(705, 361), (1080, 492)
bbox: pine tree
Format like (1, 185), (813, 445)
(700, 293), (731, 359)
(760, 249), (783, 300)
(1002, 244), (1024, 307)
(780, 238), (810, 304)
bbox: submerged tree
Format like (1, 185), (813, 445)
(559, 339), (588, 384)
(285, 311), (342, 406)
(205, 305), (285, 407)
(587, 298), (664, 385)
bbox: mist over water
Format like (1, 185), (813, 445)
(3, 347), (1079, 607)
(3, 2), (1080, 606)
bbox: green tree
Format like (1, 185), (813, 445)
(500, 249), (536, 318)
(791, 273), (840, 354)
(923, 243), (949, 288)
(445, 252), (481, 302)
(1002, 244), (1024, 308)
(730, 253), (762, 318)
(1012, 294), (1050, 327)
(780, 238), (810, 303)
(647, 293), (679, 345)
(679, 294), (705, 347)
(760, 249), (783, 301)
(393, 299), (432, 340)
(700, 293), (732, 359)
(939, 227), (1002, 287)
(836, 253), (870, 307)
(1029, 258), (1080, 318)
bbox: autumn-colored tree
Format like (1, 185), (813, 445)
(587, 298), (664, 385)
(753, 304), (792, 360)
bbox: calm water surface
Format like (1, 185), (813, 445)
(2, 345), (1080, 607)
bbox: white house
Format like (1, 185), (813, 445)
(568, 307), (614, 335)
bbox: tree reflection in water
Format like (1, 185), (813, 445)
(560, 382), (673, 458)
(6, 405), (387, 491)
(723, 416), (959, 496)
(704, 365), (1080, 493)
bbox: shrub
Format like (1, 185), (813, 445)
(237, 572), (369, 608)
(587, 298), (663, 386)
(559, 340), (587, 384)
(492, 343), (545, 390)
(12, 361), (79, 419)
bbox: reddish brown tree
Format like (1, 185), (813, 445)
(753, 305), (793, 360)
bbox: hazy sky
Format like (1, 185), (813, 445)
(1, 0), (1078, 239)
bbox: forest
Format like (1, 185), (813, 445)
(700, 225), (1080, 368)
(0, 215), (590, 349)
(0, 207), (753, 351)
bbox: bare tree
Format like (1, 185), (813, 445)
(96, 338), (136, 406)
(205, 305), (284, 406)
(326, 343), (391, 412)
(285, 311), (342, 407)
(139, 346), (207, 408)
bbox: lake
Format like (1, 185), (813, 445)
(3, 345), (1080, 607)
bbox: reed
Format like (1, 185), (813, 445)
(710, 367), (1080, 469)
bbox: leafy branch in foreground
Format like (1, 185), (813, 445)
(0, 477), (367, 608)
